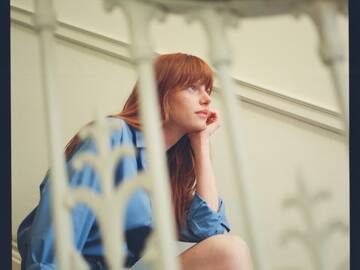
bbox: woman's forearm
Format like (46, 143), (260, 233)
(192, 137), (219, 212)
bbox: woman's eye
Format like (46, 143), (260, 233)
(187, 86), (197, 92)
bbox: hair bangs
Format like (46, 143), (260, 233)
(174, 55), (214, 94)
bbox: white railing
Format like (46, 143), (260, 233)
(33, 0), (348, 269)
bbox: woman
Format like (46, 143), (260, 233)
(17, 53), (252, 269)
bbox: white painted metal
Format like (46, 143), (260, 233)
(183, 7), (270, 270)
(102, 1), (181, 270)
(66, 114), (151, 270)
(297, 0), (349, 142)
(33, 1), (76, 269)
(280, 170), (349, 270)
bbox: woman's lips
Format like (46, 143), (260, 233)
(195, 112), (208, 118)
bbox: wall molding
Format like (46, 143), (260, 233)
(10, 4), (345, 135)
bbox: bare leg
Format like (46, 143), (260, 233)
(178, 234), (253, 270)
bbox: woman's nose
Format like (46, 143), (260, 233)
(200, 91), (211, 104)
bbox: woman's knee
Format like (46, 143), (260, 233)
(228, 234), (251, 255)
(179, 234), (252, 270)
(208, 234), (252, 269)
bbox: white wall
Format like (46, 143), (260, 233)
(11, 1), (349, 269)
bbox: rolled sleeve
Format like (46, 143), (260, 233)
(180, 192), (231, 242)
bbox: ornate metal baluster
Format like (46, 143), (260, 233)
(295, 0), (348, 140)
(165, 5), (269, 270)
(279, 170), (349, 270)
(64, 112), (153, 270)
(34, 1), (76, 269)
(102, 1), (181, 269)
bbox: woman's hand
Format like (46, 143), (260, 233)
(188, 110), (221, 149)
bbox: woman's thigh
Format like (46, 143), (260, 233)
(178, 234), (252, 270)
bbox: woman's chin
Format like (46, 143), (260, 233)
(183, 121), (207, 133)
(193, 123), (207, 131)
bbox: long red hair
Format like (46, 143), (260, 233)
(65, 53), (214, 235)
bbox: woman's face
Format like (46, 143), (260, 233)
(165, 83), (212, 133)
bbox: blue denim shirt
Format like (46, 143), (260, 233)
(17, 118), (230, 269)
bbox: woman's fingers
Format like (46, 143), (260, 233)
(207, 111), (216, 123)
(205, 111), (221, 137)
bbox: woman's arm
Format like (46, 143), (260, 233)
(179, 110), (230, 242)
(188, 110), (221, 211)
(190, 136), (219, 211)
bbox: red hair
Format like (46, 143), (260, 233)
(65, 53), (214, 236)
